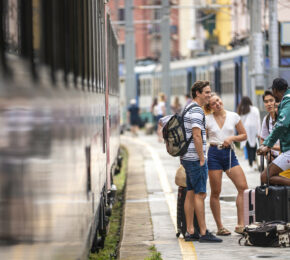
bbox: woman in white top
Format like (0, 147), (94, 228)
(156, 92), (167, 141)
(205, 93), (248, 235)
(237, 97), (261, 167)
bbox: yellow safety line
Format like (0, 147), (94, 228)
(130, 137), (197, 260)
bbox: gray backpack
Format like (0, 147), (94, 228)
(162, 104), (199, 157)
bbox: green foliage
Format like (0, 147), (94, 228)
(144, 245), (163, 260)
(89, 147), (128, 260)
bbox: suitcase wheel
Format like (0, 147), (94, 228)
(176, 232), (180, 238)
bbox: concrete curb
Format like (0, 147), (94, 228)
(119, 137), (154, 259)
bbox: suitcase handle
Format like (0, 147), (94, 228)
(259, 153), (270, 192)
(265, 153), (270, 195)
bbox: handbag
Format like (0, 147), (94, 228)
(239, 221), (290, 247)
(175, 165), (187, 187)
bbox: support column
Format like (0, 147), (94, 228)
(125, 0), (136, 108)
(161, 0), (171, 114)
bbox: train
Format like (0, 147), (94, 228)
(0, 1), (120, 259)
(134, 46), (290, 121)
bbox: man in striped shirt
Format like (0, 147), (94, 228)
(181, 80), (222, 243)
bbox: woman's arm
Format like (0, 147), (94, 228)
(223, 120), (247, 147)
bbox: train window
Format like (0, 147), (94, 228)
(83, 0), (89, 91)
(119, 44), (125, 61)
(3, 0), (20, 54)
(96, 0), (100, 92)
(92, 0), (97, 92)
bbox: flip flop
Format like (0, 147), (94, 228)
(216, 227), (231, 236)
(234, 225), (244, 234)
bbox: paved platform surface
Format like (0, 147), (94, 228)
(119, 131), (290, 260)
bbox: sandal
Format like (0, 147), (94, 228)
(234, 225), (244, 234)
(216, 227), (231, 236)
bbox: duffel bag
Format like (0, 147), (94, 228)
(239, 221), (290, 247)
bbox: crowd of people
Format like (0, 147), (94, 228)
(151, 77), (290, 243)
(127, 77), (290, 242)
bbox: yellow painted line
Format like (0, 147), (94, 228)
(128, 137), (197, 260)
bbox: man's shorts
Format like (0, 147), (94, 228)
(273, 150), (290, 171)
(207, 146), (239, 172)
(181, 159), (208, 194)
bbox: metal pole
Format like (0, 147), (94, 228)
(161, 0), (171, 114)
(249, 0), (264, 106)
(269, 0), (279, 80)
(125, 0), (136, 108)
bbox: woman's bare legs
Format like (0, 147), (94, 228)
(209, 169), (224, 229)
(225, 165), (248, 226)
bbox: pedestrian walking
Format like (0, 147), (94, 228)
(237, 97), (261, 167)
(258, 78), (290, 186)
(127, 99), (140, 137)
(204, 93), (248, 235)
(184, 93), (192, 108)
(151, 97), (158, 131)
(181, 81), (222, 243)
(171, 96), (182, 114)
(156, 93), (167, 141)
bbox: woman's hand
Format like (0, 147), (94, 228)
(223, 137), (233, 148)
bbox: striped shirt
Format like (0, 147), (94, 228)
(180, 102), (207, 161)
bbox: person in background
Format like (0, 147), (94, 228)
(181, 81), (222, 243)
(156, 93), (167, 141)
(151, 97), (158, 131)
(258, 77), (290, 186)
(127, 99), (139, 137)
(171, 96), (182, 114)
(237, 97), (261, 167)
(184, 93), (192, 108)
(260, 90), (280, 162)
(204, 93), (248, 235)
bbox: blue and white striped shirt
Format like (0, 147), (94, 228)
(180, 102), (207, 161)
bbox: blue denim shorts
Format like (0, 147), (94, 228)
(207, 146), (239, 171)
(181, 159), (208, 194)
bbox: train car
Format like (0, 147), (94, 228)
(136, 46), (250, 118)
(0, 1), (119, 259)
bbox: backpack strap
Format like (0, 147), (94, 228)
(182, 103), (206, 143)
(182, 103), (206, 128)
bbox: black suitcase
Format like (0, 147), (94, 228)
(176, 186), (199, 238)
(255, 185), (290, 222)
(255, 155), (290, 222)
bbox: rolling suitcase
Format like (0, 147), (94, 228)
(255, 155), (290, 222)
(243, 189), (256, 225)
(176, 186), (199, 238)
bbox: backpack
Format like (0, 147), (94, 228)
(239, 221), (290, 247)
(162, 103), (202, 157)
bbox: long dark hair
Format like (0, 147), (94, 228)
(237, 96), (252, 115)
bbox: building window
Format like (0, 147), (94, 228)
(118, 8), (124, 21)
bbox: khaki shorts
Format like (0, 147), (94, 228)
(273, 150), (290, 171)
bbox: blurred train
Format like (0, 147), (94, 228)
(135, 46), (290, 120)
(0, 1), (120, 259)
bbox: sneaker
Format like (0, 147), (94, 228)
(199, 230), (223, 243)
(184, 231), (200, 241)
